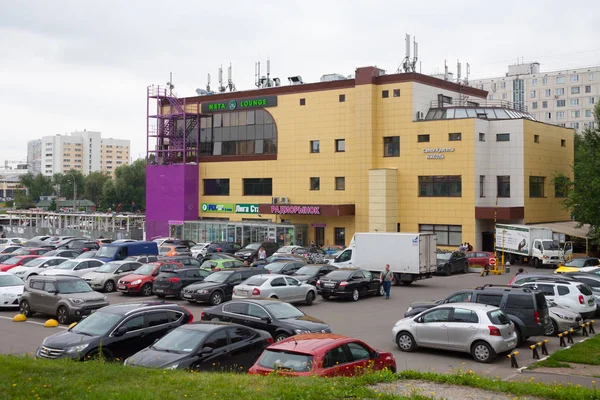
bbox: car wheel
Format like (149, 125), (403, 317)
(56, 306), (70, 325)
(20, 300), (33, 317)
(305, 291), (315, 305)
(275, 333), (289, 342)
(515, 326), (523, 345)
(321, 294), (331, 300)
(141, 283), (153, 296)
(378, 285), (385, 296)
(177, 288), (186, 300)
(463, 263), (469, 274)
(545, 320), (559, 336)
(351, 289), (360, 301)
(396, 332), (416, 352)
(209, 291), (223, 306)
(534, 258), (541, 269)
(444, 265), (452, 276)
(103, 280), (115, 293)
(471, 341), (496, 363)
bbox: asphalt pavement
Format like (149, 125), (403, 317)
(0, 264), (596, 380)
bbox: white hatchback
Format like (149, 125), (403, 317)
(521, 280), (596, 319)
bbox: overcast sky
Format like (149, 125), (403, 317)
(1, 0), (599, 164)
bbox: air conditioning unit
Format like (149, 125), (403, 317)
(271, 197), (279, 204)
(280, 197), (290, 204)
(416, 111), (425, 121)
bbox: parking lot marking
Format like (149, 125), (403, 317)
(0, 316), (67, 330)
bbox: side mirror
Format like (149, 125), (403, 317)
(152, 271), (160, 277)
(415, 317), (423, 323)
(260, 316), (272, 324)
(201, 347), (213, 354)
(114, 326), (128, 337)
(48, 290), (58, 295)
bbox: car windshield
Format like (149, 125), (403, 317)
(95, 246), (120, 258)
(95, 262), (121, 273)
(437, 253), (452, 261)
(257, 350), (313, 372)
(133, 264), (156, 276)
(20, 258), (49, 268)
(153, 328), (208, 353)
(2, 257), (22, 265)
(244, 243), (261, 250)
(77, 252), (96, 259)
(57, 280), (93, 294)
(295, 266), (319, 276)
(0, 274), (24, 287)
(265, 263), (286, 273)
(264, 302), (304, 319)
(323, 270), (352, 280)
(243, 276), (269, 286)
(564, 259), (586, 268)
(71, 311), (122, 336)
(54, 260), (79, 270)
(542, 241), (560, 250)
(205, 271), (231, 283)
(276, 246), (294, 254)
(12, 248), (30, 255)
(191, 245), (206, 251)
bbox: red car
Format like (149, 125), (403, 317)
(11, 247), (51, 256)
(0, 255), (42, 272)
(248, 334), (396, 377)
(466, 251), (497, 268)
(117, 261), (183, 296)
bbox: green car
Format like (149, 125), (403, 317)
(200, 259), (245, 271)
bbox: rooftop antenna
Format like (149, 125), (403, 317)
(255, 61), (261, 88)
(465, 63), (470, 85)
(410, 36), (419, 72)
(397, 34), (411, 73)
(227, 63), (236, 92)
(456, 60), (462, 83)
(218, 65), (226, 93)
(166, 72), (174, 96)
(444, 60), (448, 81)
(206, 73), (211, 93)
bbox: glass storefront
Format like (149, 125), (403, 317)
(180, 221), (308, 247)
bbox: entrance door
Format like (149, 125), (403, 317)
(315, 227), (325, 247)
(482, 232), (494, 252)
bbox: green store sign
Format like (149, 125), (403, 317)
(201, 203), (258, 214)
(201, 95), (277, 113)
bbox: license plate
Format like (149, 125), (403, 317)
(155, 289), (164, 293)
(589, 299), (594, 306)
(183, 294), (192, 299)
(238, 290), (248, 295)
(118, 285), (126, 290)
(324, 283), (335, 288)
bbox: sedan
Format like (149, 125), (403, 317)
(0, 272), (24, 308)
(249, 334), (396, 377)
(40, 259), (105, 277)
(0, 246), (25, 255)
(436, 251), (469, 275)
(42, 249), (80, 259)
(264, 261), (305, 275)
(125, 322), (272, 371)
(82, 261), (142, 292)
(293, 265), (338, 286)
(316, 269), (384, 301)
(546, 301), (582, 336)
(201, 299), (331, 342)
(9, 257), (69, 280)
(153, 268), (211, 299)
(232, 274), (317, 305)
(0, 255), (41, 272)
(11, 247), (52, 256)
(393, 303), (517, 363)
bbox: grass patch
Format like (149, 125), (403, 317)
(532, 334), (600, 368)
(398, 370), (599, 400)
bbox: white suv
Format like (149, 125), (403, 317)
(521, 279), (596, 319)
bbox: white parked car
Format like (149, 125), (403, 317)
(392, 303), (518, 363)
(10, 257), (69, 280)
(191, 243), (209, 258)
(0, 237), (27, 247)
(521, 279), (596, 319)
(0, 272), (24, 308)
(40, 259), (105, 278)
(232, 274), (317, 305)
(0, 245), (23, 254)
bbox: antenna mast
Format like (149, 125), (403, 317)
(255, 62), (261, 88)
(227, 63), (236, 92)
(218, 65), (226, 93)
(206, 73), (211, 92)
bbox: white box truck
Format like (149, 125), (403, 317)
(495, 224), (572, 268)
(330, 232), (437, 285)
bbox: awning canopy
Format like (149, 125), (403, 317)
(526, 221), (591, 239)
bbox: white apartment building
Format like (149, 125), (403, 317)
(471, 62), (599, 131)
(30, 130), (130, 177)
(27, 140), (42, 173)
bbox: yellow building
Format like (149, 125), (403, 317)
(150, 67), (573, 251)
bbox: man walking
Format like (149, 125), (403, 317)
(380, 264), (394, 300)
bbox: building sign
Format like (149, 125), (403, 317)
(168, 220), (184, 226)
(201, 96), (278, 113)
(271, 205), (321, 215)
(201, 203), (234, 213)
(235, 204), (259, 214)
(422, 147), (455, 159)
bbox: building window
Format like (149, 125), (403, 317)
(556, 88), (565, 95)
(502, 93), (507, 100)
(203, 179), (229, 196)
(418, 176), (462, 197)
(555, 180), (567, 198)
(542, 101), (548, 108)
(529, 176), (545, 198)
(310, 140), (320, 153)
(310, 177), (320, 191)
(546, 112), (552, 120)
(572, 111), (581, 118)
(479, 132), (485, 142)
(418, 134), (430, 143)
(585, 85), (592, 93)
(383, 136), (400, 157)
(570, 99), (580, 106)
(534, 134), (540, 143)
(480, 175), (485, 198)
(590, 97), (596, 104)
(243, 178), (272, 196)
(557, 111), (565, 120)
(561, 139), (566, 147)
(545, 89), (551, 97)
(586, 110), (593, 118)
(530, 90), (536, 98)
(571, 87), (581, 94)
(556, 76), (565, 84)
(497, 176), (511, 198)
(300, 98), (306, 106)
(335, 177), (345, 191)
(393, 89), (400, 97)
(448, 133), (462, 141)
(532, 102), (538, 109)
(339, 94), (345, 103)
(496, 133), (510, 142)
(532, 79), (537, 86)
(501, 82), (506, 89)
(335, 139), (345, 152)
(570, 74), (579, 82)
(382, 90), (389, 98)
(419, 224), (462, 246)
(334, 228), (346, 246)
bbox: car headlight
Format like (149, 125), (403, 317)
(65, 343), (89, 353)
(69, 298), (85, 305)
(130, 279), (142, 285)
(196, 289), (210, 294)
(294, 329), (311, 334)
(164, 364), (179, 370)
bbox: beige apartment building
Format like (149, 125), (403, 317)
(27, 130), (130, 177)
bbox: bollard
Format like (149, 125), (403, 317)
(567, 329), (574, 344)
(530, 344), (540, 359)
(507, 351), (519, 368)
(541, 339), (549, 355)
(558, 332), (566, 347)
(581, 323), (588, 337)
(589, 320), (596, 335)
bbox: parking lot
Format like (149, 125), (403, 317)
(0, 264), (596, 379)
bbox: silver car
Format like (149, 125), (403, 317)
(40, 259), (105, 278)
(82, 260), (142, 292)
(9, 257), (69, 280)
(546, 300), (583, 336)
(232, 274), (317, 305)
(392, 303), (518, 363)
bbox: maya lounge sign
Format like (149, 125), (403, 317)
(201, 96), (278, 113)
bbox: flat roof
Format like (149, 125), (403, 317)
(527, 221), (590, 239)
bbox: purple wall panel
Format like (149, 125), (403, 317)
(146, 165), (198, 239)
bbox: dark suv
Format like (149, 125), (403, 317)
(235, 242), (279, 263)
(36, 302), (193, 361)
(405, 284), (550, 344)
(182, 268), (265, 306)
(206, 242), (242, 255)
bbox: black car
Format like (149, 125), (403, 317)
(36, 302), (193, 361)
(234, 242), (280, 263)
(206, 242), (242, 255)
(42, 249), (81, 258)
(182, 268), (264, 306)
(435, 251), (469, 275)
(264, 261), (306, 275)
(158, 255), (202, 268)
(153, 268), (212, 299)
(49, 238), (97, 251)
(124, 322), (272, 371)
(404, 284), (551, 344)
(317, 268), (384, 301)
(201, 299), (331, 341)
(292, 265), (338, 286)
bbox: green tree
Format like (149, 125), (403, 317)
(58, 170), (85, 200)
(100, 179), (117, 211)
(84, 172), (110, 206)
(113, 159), (146, 211)
(18, 172), (53, 203)
(48, 199), (57, 211)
